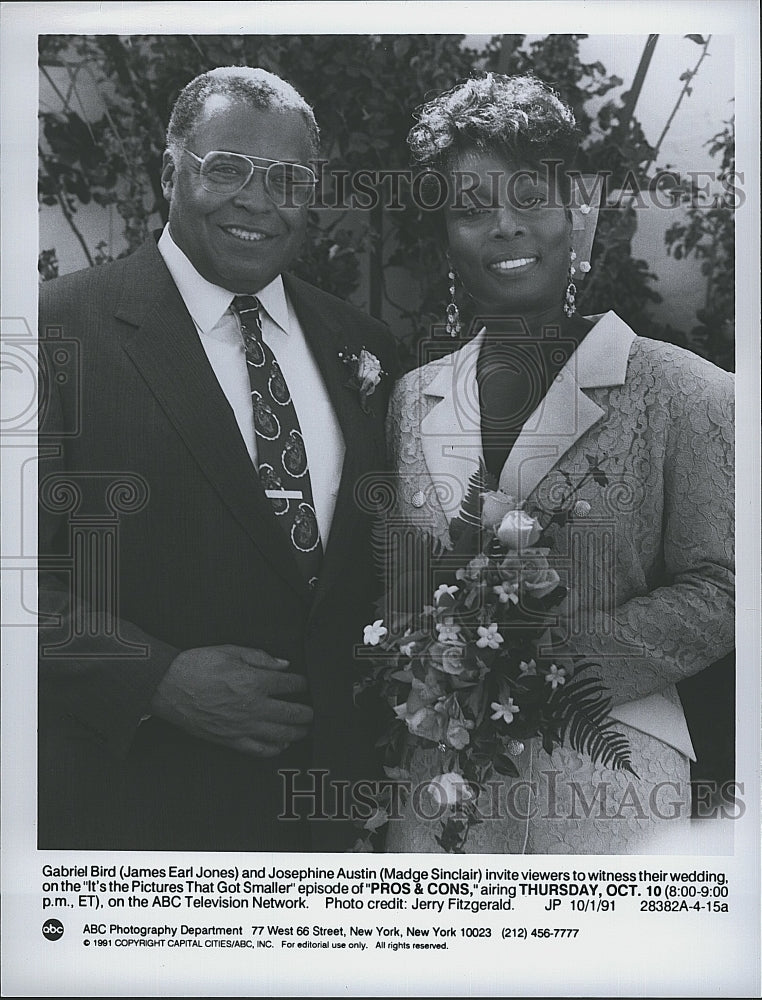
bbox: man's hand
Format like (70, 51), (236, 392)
(149, 645), (312, 756)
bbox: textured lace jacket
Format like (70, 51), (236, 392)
(385, 311), (735, 756)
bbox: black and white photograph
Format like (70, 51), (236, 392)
(1, 1), (760, 996)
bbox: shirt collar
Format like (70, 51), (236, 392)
(157, 226), (290, 336)
(253, 274), (290, 336)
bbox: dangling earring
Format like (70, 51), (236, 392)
(563, 248), (577, 318)
(446, 264), (461, 338)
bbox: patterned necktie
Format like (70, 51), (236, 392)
(233, 295), (323, 588)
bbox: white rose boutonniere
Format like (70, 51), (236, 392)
(338, 347), (385, 413)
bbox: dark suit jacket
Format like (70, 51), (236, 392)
(38, 236), (397, 852)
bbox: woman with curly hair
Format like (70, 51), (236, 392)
(383, 74), (734, 854)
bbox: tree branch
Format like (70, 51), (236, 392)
(39, 63), (70, 110)
(55, 189), (94, 268)
(645, 35), (712, 172)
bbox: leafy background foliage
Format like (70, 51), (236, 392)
(38, 33), (734, 370)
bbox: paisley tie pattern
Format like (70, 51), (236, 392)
(233, 295), (323, 588)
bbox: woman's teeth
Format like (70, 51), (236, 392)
(490, 257), (536, 271)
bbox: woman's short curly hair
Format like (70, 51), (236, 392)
(408, 73), (580, 177)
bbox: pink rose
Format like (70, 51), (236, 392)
(497, 560), (520, 588)
(393, 704), (446, 742)
(411, 668), (448, 703)
(428, 641), (467, 676)
(456, 552), (490, 582)
(445, 717), (471, 750)
(522, 551), (561, 598)
(425, 772), (475, 808)
(500, 549), (561, 599)
(481, 490), (515, 528)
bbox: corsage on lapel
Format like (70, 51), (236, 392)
(338, 347), (385, 414)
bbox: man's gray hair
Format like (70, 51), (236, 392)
(166, 66), (320, 162)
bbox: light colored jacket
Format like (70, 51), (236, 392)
(386, 311), (735, 758)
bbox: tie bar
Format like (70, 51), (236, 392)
(264, 489), (303, 500)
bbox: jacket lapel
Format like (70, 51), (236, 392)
(417, 312), (636, 511)
(501, 310), (635, 503)
(498, 371), (606, 504)
(419, 330), (486, 521)
(114, 240), (311, 602)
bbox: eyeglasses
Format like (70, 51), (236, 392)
(184, 149), (317, 206)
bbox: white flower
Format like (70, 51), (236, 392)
(363, 619), (387, 645)
(433, 584), (459, 604)
(545, 664), (567, 689)
(476, 623), (503, 649)
(493, 582), (519, 605)
(435, 621), (461, 643)
(425, 772), (475, 809)
(399, 641), (417, 657)
(519, 658), (537, 675)
(496, 509), (542, 550)
(490, 698), (520, 724)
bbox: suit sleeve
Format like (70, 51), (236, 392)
(558, 362), (735, 705)
(38, 330), (180, 760)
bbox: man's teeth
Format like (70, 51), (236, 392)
(227, 227), (267, 241)
(490, 257), (536, 271)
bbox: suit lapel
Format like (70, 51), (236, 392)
(115, 240), (311, 602)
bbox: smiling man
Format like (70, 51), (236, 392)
(161, 80), (316, 293)
(38, 67), (397, 851)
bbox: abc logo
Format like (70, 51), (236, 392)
(42, 919), (64, 941)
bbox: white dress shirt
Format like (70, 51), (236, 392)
(157, 226), (345, 545)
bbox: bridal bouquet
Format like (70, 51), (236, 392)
(355, 461), (635, 853)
